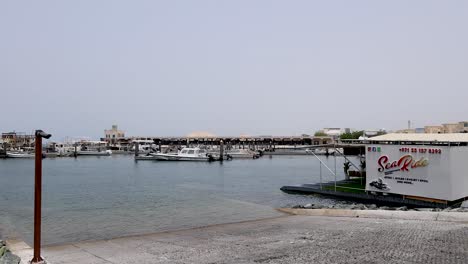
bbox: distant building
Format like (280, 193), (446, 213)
(424, 125), (444, 134)
(1, 132), (35, 148)
(104, 125), (125, 145)
(414, 128), (425, 133)
(395, 129), (416, 134)
(321, 128), (344, 139)
(442, 123), (463, 133)
(420, 121), (468, 134)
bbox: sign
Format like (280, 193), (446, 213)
(365, 145), (453, 200)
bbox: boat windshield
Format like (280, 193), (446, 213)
(187, 150), (195, 154)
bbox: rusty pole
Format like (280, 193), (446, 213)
(32, 130), (51, 264)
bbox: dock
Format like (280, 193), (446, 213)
(281, 182), (450, 208)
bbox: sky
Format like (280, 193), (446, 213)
(1, 1), (467, 140)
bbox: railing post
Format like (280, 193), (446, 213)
(32, 130), (51, 264)
(319, 162), (322, 190)
(334, 152), (337, 192)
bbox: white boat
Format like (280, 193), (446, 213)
(226, 149), (260, 159)
(6, 152), (35, 158)
(76, 141), (112, 156)
(149, 147), (210, 161)
(77, 149), (112, 156)
(131, 140), (156, 154)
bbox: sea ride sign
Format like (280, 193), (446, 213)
(365, 144), (457, 200)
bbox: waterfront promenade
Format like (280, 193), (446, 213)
(8, 212), (468, 264)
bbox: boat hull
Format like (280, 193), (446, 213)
(77, 151), (112, 156)
(6, 153), (35, 158)
(149, 153), (209, 161)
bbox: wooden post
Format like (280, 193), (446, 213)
(219, 140), (224, 161)
(134, 141), (139, 157)
(74, 143), (77, 158)
(32, 130), (51, 264)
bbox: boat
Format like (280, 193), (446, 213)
(76, 141), (112, 156)
(226, 149), (260, 159)
(149, 147), (211, 161)
(6, 152), (35, 158)
(77, 150), (112, 156)
(131, 140), (156, 154)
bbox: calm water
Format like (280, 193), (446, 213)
(0, 155), (356, 245)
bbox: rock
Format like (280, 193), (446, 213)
(379, 206), (390, 210)
(368, 204), (377, 210)
(312, 204), (323, 209)
(415, 208), (433, 212)
(442, 207), (452, 212)
(0, 251), (21, 264)
(0, 246), (6, 258)
(0, 241), (4, 247)
(292, 205), (304, 209)
(304, 203), (313, 209)
(433, 208), (442, 212)
(450, 208), (461, 212)
(461, 200), (468, 209)
(396, 206), (408, 211)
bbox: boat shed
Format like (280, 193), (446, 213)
(365, 133), (468, 203)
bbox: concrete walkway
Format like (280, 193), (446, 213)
(9, 213), (468, 264)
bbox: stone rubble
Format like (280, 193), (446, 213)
(0, 240), (20, 264)
(292, 203), (468, 212)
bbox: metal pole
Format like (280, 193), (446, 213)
(360, 147), (363, 186)
(134, 141), (139, 157)
(32, 130), (51, 264)
(319, 162), (322, 190)
(334, 151), (337, 192)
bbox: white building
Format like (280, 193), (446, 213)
(104, 125), (125, 145)
(365, 133), (468, 203)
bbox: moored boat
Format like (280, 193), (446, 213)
(226, 149), (260, 159)
(77, 150), (112, 156)
(6, 152), (35, 158)
(76, 141), (112, 156)
(149, 147), (210, 161)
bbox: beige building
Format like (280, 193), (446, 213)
(423, 122), (468, 134)
(104, 125), (125, 144)
(424, 126), (444, 134)
(442, 123), (464, 133)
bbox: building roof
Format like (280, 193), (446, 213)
(368, 133), (468, 143)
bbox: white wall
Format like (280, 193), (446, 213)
(366, 144), (457, 201)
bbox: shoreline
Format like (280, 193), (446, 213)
(6, 210), (468, 264)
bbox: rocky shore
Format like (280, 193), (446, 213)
(0, 240), (20, 264)
(292, 201), (468, 212)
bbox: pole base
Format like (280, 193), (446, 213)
(30, 257), (46, 264)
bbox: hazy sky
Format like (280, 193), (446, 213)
(1, 1), (467, 140)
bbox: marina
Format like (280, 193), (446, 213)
(0, 154), (355, 246)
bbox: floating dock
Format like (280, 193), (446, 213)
(281, 183), (450, 208)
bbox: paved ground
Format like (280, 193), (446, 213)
(24, 214), (466, 264)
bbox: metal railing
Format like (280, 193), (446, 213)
(311, 146), (366, 193)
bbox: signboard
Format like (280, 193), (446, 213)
(365, 145), (451, 200)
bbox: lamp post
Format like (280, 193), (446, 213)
(31, 130), (51, 264)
